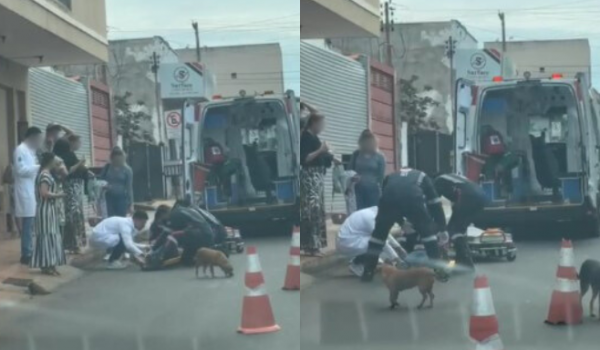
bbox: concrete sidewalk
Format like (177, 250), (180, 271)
(0, 238), (101, 303)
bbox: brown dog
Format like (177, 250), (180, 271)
(195, 248), (234, 278)
(381, 264), (435, 310)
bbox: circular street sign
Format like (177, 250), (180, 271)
(166, 111), (182, 127)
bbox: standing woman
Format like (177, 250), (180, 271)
(350, 130), (386, 210)
(53, 135), (89, 254)
(300, 110), (338, 256)
(31, 152), (66, 275)
(100, 147), (133, 217)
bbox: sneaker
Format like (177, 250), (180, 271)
(348, 263), (364, 277)
(106, 261), (127, 270)
(103, 254), (110, 261)
(123, 253), (130, 260)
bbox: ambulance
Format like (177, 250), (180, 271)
(184, 90), (300, 236)
(454, 72), (600, 237)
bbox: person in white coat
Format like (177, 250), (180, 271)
(336, 206), (407, 277)
(13, 127), (43, 265)
(90, 211), (149, 269)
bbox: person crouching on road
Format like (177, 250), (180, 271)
(361, 168), (448, 282)
(337, 206), (407, 277)
(434, 173), (487, 269)
(90, 211), (149, 270)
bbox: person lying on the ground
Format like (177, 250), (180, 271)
(90, 211), (149, 270)
(361, 168), (447, 282)
(434, 173), (487, 269)
(337, 206), (407, 277)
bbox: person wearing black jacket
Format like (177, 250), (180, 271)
(362, 168), (447, 282)
(434, 173), (486, 269)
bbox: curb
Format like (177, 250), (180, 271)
(300, 252), (347, 275)
(69, 249), (106, 269)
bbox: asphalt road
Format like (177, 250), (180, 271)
(301, 234), (600, 350)
(0, 236), (299, 350)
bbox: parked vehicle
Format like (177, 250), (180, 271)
(185, 90), (300, 236)
(454, 72), (600, 237)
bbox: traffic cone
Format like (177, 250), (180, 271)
(283, 231), (300, 291)
(238, 246), (281, 335)
(470, 275), (504, 350)
(545, 239), (583, 325)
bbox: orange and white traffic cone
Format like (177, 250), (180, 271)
(283, 231), (301, 291)
(470, 275), (504, 350)
(238, 246), (281, 335)
(545, 239), (583, 325)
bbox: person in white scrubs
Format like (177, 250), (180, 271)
(13, 127), (43, 265)
(90, 211), (149, 269)
(337, 206), (406, 277)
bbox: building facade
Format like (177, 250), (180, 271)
(484, 39), (591, 82)
(0, 0), (108, 238)
(177, 43), (284, 97)
(301, 0), (380, 39)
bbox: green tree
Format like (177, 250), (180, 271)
(114, 92), (154, 153)
(398, 75), (440, 133)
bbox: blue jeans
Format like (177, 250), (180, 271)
(355, 181), (381, 210)
(21, 217), (34, 259)
(106, 193), (129, 217)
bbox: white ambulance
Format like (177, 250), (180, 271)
(454, 72), (600, 237)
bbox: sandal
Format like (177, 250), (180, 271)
(41, 268), (54, 276)
(50, 267), (61, 276)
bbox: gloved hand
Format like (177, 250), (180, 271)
(437, 231), (450, 247)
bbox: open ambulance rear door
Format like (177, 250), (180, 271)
(454, 78), (477, 177)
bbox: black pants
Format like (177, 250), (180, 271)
(448, 196), (485, 240)
(108, 235), (126, 263)
(365, 195), (439, 274)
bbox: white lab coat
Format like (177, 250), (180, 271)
(13, 143), (40, 218)
(90, 217), (144, 256)
(336, 206), (402, 261)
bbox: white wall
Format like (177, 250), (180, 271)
(484, 39), (591, 81)
(177, 43), (284, 97)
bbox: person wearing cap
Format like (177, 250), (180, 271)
(360, 168), (447, 282)
(434, 173), (486, 269)
(13, 127), (43, 265)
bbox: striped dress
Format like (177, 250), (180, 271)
(31, 171), (67, 269)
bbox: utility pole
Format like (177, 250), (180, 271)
(382, 1), (394, 66)
(381, 1), (399, 169)
(192, 21), (201, 62)
(151, 52), (165, 143)
(499, 12), (506, 77)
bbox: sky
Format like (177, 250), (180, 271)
(105, 0), (300, 93)
(393, 0), (600, 86)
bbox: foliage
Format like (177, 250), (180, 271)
(398, 75), (441, 133)
(114, 92), (154, 152)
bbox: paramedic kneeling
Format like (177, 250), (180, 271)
(90, 211), (149, 270)
(434, 173), (486, 269)
(337, 206), (407, 277)
(361, 168), (447, 282)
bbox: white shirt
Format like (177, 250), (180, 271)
(13, 142), (40, 218)
(337, 206), (402, 261)
(90, 217), (144, 256)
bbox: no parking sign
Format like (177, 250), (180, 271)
(165, 110), (182, 140)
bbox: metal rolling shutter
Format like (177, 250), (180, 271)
(29, 68), (94, 228)
(300, 42), (368, 214)
(29, 68), (92, 161)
